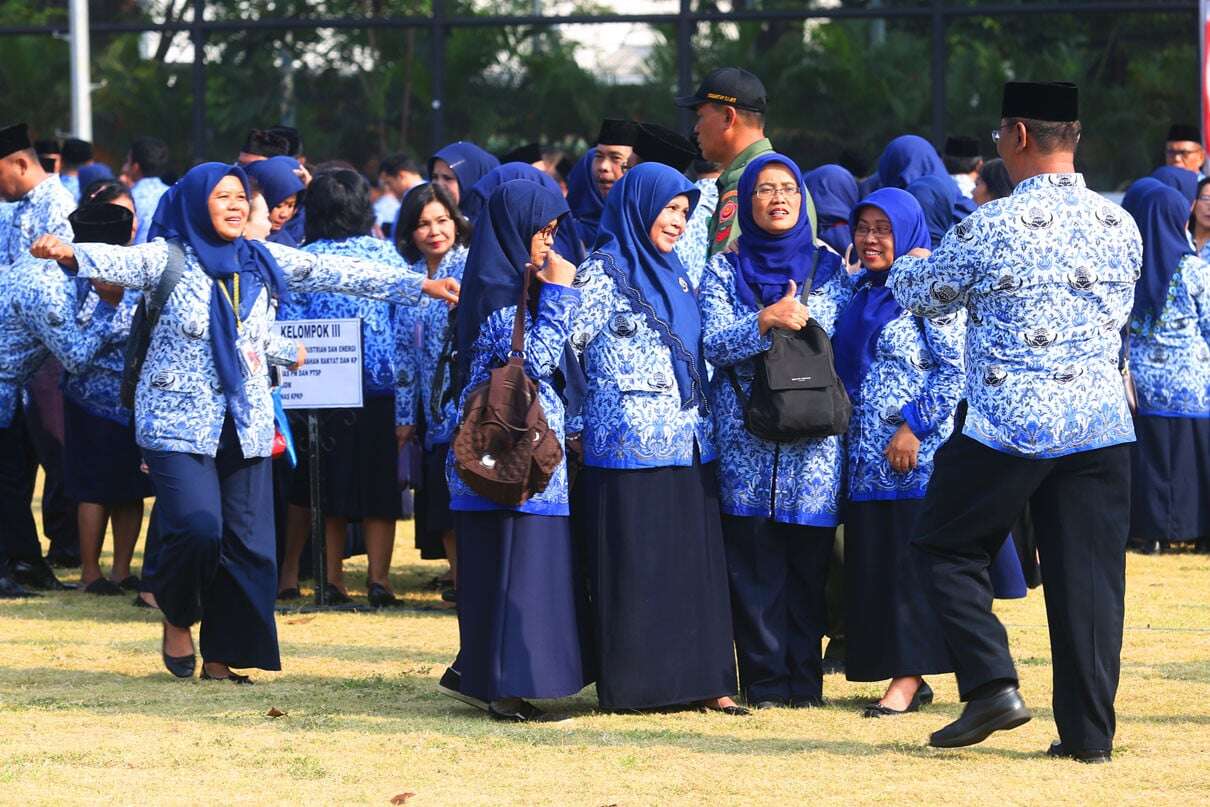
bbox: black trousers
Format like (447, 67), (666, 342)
(912, 429), (1131, 753)
(723, 516), (835, 703)
(24, 364), (79, 555)
(0, 405), (45, 567)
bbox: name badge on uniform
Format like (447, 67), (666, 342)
(236, 334), (264, 378)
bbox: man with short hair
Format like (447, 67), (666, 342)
(0, 124), (75, 264)
(375, 153), (424, 237)
(1164, 123), (1204, 174)
(943, 135), (983, 200)
(236, 128), (291, 165)
(121, 136), (171, 244)
(890, 81), (1141, 763)
(565, 119), (640, 247)
(676, 67), (815, 255)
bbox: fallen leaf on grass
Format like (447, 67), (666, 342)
(389, 793), (416, 804)
(267, 707), (287, 718)
(285, 616), (315, 625)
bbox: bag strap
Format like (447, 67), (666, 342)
(800, 247), (822, 300)
(509, 264), (532, 359)
(431, 307), (458, 419)
(149, 239), (187, 330)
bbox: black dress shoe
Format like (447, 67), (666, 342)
(324, 584), (353, 604)
(83, 577), (124, 596)
(862, 682), (933, 718)
(275, 587), (301, 602)
(0, 574), (38, 599)
(436, 666), (489, 712)
(13, 558), (71, 590)
(790, 695), (826, 709)
(201, 667), (253, 685)
(161, 622), (196, 679)
(699, 702), (752, 716)
(928, 686), (1031, 748)
(441, 587), (457, 604)
(488, 697), (570, 723)
(1046, 740), (1111, 764)
(367, 582), (399, 608)
(118, 575), (140, 592)
(751, 699), (787, 710)
(45, 549), (81, 569)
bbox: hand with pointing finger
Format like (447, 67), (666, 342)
(757, 279), (809, 335)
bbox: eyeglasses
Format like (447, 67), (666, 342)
(1196, 195), (1210, 204)
(990, 124), (1011, 144)
(752, 183), (800, 200)
(854, 223), (892, 238)
(1167, 147), (1203, 158)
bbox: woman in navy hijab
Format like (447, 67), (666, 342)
(461, 162), (587, 264)
(566, 148), (606, 247)
(245, 156), (306, 246)
(569, 162), (746, 715)
(804, 164), (859, 257)
(427, 141), (499, 208)
(1124, 178), (1210, 554)
(832, 188), (964, 718)
(905, 174), (960, 248)
(32, 162), (459, 682)
(443, 180), (589, 722)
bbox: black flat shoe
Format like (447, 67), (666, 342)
(790, 696), (825, 709)
(437, 666), (489, 712)
(131, 594), (155, 609)
(1046, 740), (1111, 764)
(161, 623), (196, 679)
(0, 574), (38, 599)
(367, 582), (399, 608)
(118, 575), (140, 592)
(83, 578), (124, 596)
(928, 686), (1031, 748)
(441, 587), (457, 604)
(864, 681), (934, 717)
(324, 584), (353, 605)
(699, 703), (752, 716)
(751, 699), (787, 710)
(275, 587), (301, 601)
(201, 668), (253, 685)
(488, 698), (547, 722)
(13, 558), (72, 590)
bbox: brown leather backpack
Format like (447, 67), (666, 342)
(452, 268), (564, 506)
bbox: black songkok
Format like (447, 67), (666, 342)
(1167, 124), (1202, 144)
(68, 203), (134, 246)
(62, 137), (94, 165)
(500, 142), (544, 165)
(0, 123), (32, 159)
(1001, 81), (1078, 122)
(944, 135), (981, 159)
(596, 119), (640, 148)
(635, 122), (698, 173)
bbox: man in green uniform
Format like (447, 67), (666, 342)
(676, 67), (815, 255)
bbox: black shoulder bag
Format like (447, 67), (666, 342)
(120, 240), (187, 408)
(727, 250), (852, 442)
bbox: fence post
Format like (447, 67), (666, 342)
(431, 0), (447, 153)
(930, 0), (947, 147)
(191, 0), (207, 161)
(676, 0), (693, 135)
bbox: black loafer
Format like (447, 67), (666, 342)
(790, 695), (826, 709)
(700, 703), (752, 716)
(863, 682), (932, 718)
(436, 666), (489, 712)
(0, 574), (38, 599)
(118, 575), (141, 592)
(275, 587), (301, 602)
(83, 577), (124, 596)
(928, 686), (1030, 748)
(324, 584), (353, 604)
(751, 699), (787, 710)
(161, 622), (196, 679)
(367, 582), (399, 608)
(488, 698), (546, 722)
(13, 558), (72, 590)
(1047, 741), (1111, 764)
(201, 667), (253, 685)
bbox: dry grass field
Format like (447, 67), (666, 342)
(1, 498), (1209, 806)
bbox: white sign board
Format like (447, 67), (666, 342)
(272, 318), (364, 409)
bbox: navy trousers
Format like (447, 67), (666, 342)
(0, 405), (44, 567)
(24, 362), (79, 556)
(723, 516), (835, 704)
(144, 418), (281, 671)
(912, 430), (1131, 753)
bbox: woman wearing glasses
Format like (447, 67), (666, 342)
(833, 188), (965, 717)
(700, 153), (852, 709)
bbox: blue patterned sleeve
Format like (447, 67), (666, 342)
(1189, 256), (1210, 349)
(486, 283), (581, 379)
(393, 307), (420, 427)
(21, 278), (117, 373)
(74, 240), (170, 291)
(568, 258), (614, 357)
(889, 223), (982, 318)
(262, 241), (425, 306)
(901, 310), (966, 437)
(700, 254), (771, 368)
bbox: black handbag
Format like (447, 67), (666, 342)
(727, 250), (852, 442)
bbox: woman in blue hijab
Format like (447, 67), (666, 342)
(566, 148), (606, 247)
(832, 188), (965, 718)
(1123, 178), (1210, 554)
(245, 156), (306, 246)
(568, 162), (745, 715)
(1150, 165), (1199, 206)
(461, 162), (586, 264)
(34, 162), (459, 682)
(804, 164), (859, 257)
(427, 140), (499, 208)
(443, 179), (589, 722)
(866, 135), (975, 219)
(905, 174), (960, 248)
(700, 152), (853, 709)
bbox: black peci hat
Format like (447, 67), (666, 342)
(0, 123), (32, 159)
(34, 138), (61, 156)
(1166, 124), (1202, 144)
(596, 119), (640, 147)
(62, 137), (94, 165)
(500, 142), (544, 165)
(675, 67), (768, 114)
(68, 202), (134, 246)
(1001, 81), (1078, 122)
(944, 135), (981, 159)
(635, 122), (698, 173)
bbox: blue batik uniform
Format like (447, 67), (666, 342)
(675, 177), (719, 289)
(61, 289), (141, 424)
(700, 250), (851, 525)
(890, 173), (1141, 458)
(72, 237), (424, 458)
(1, 176), (75, 265)
(1130, 253), (1210, 418)
(282, 236), (406, 399)
(131, 177), (170, 245)
(568, 254), (716, 470)
(393, 246), (468, 448)
(446, 285), (581, 516)
(61, 173), (80, 203)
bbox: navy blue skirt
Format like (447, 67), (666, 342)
(414, 443), (453, 559)
(844, 499), (954, 682)
(455, 510), (588, 702)
(578, 460), (738, 710)
(1130, 415), (1210, 541)
(62, 397), (152, 504)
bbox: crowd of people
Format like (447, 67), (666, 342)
(1, 67), (1207, 765)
